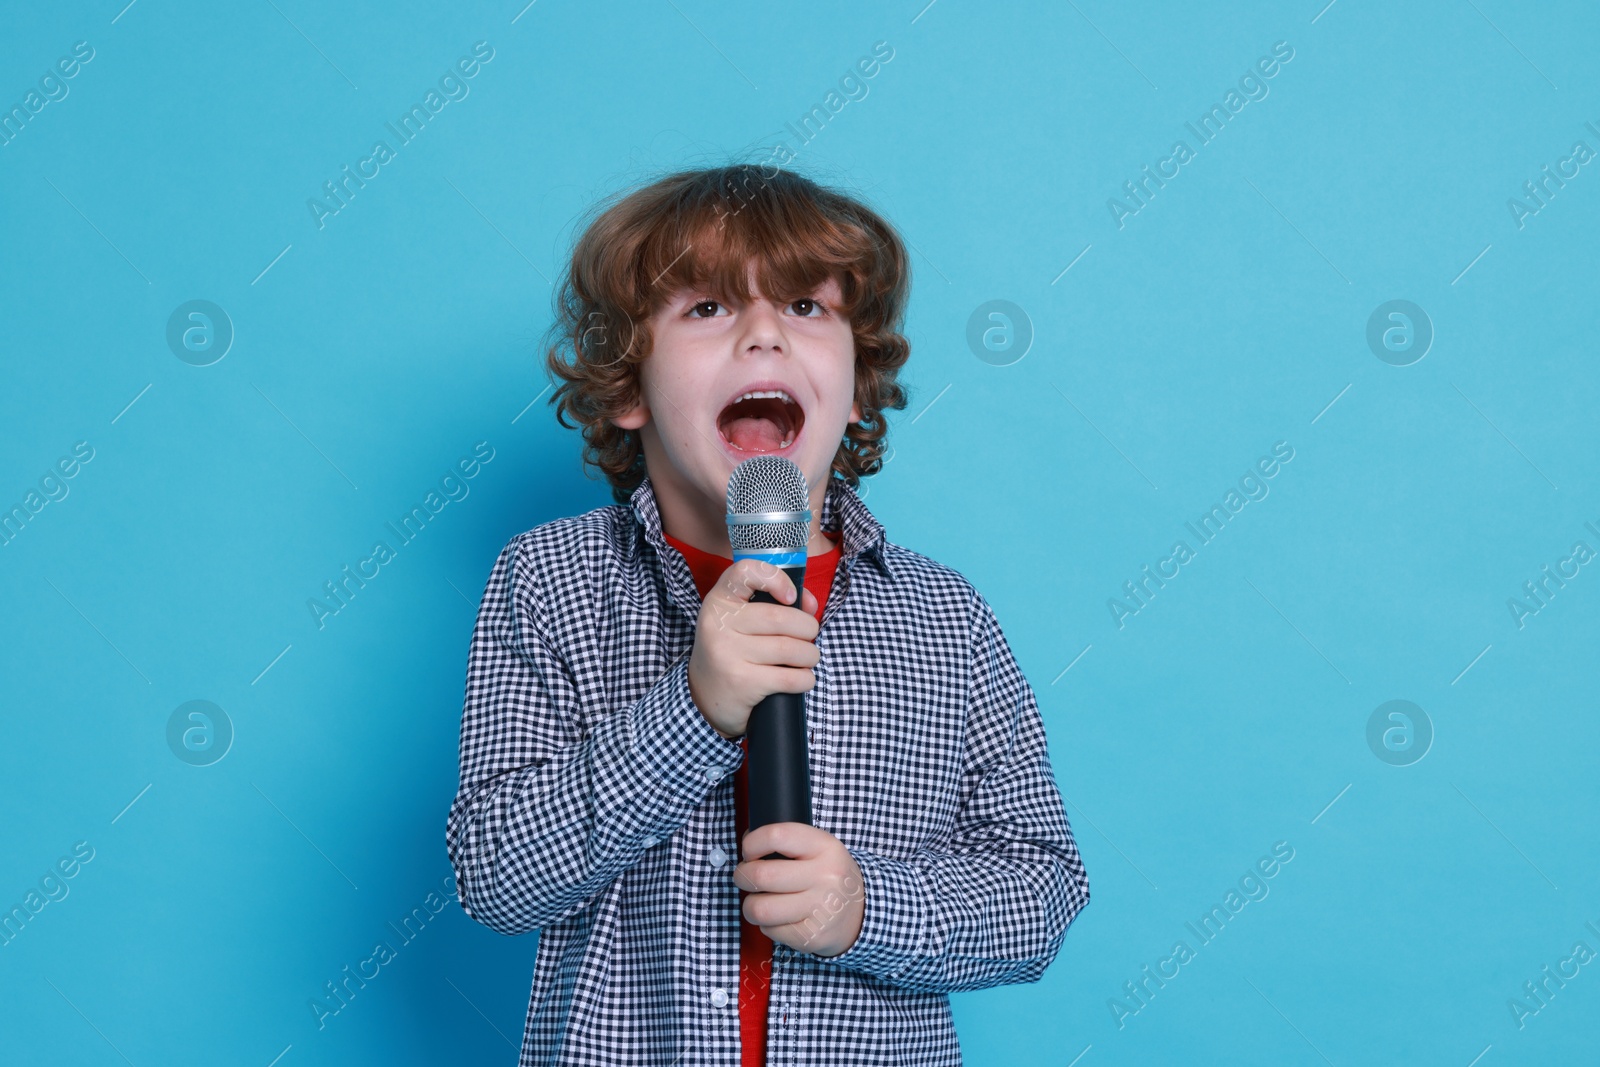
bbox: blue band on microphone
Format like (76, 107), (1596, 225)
(732, 547), (806, 568)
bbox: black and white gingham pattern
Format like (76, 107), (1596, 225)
(446, 473), (1091, 1066)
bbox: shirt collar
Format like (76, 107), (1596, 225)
(628, 473), (894, 580)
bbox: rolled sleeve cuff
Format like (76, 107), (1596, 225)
(824, 846), (926, 983)
(626, 653), (746, 799)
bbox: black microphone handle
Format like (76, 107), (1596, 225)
(745, 562), (812, 859)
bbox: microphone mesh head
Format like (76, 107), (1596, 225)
(726, 456), (810, 552)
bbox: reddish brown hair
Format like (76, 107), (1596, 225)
(542, 162), (913, 504)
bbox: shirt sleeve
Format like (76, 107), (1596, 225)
(822, 587), (1091, 991)
(445, 533), (747, 936)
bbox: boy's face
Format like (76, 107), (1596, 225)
(612, 259), (861, 552)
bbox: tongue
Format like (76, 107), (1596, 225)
(725, 416), (786, 452)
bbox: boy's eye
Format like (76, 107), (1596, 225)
(683, 297), (828, 318)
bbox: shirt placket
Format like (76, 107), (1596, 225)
(706, 784), (742, 1057)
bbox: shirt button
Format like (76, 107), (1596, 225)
(708, 846), (727, 869)
(641, 836), (658, 850)
(710, 986), (729, 1008)
(703, 765), (721, 784)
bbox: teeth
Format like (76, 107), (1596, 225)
(735, 389), (796, 405)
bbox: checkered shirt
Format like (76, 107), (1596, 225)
(446, 473), (1090, 1065)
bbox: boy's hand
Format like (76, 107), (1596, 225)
(688, 558), (820, 740)
(733, 823), (865, 958)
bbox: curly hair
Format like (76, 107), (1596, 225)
(542, 162), (913, 504)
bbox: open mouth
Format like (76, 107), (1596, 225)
(716, 389), (805, 454)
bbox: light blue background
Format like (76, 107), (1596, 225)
(3, 0), (1597, 1063)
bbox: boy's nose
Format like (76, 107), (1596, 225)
(738, 299), (786, 354)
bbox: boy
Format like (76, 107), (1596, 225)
(446, 164), (1089, 1066)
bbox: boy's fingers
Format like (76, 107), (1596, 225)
(742, 635), (820, 668)
(743, 604), (819, 639)
(732, 856), (816, 894)
(711, 600), (818, 643)
(706, 562), (819, 633)
(718, 560), (814, 614)
(756, 665), (818, 696)
(742, 821), (828, 862)
(716, 559), (798, 605)
(746, 892), (828, 930)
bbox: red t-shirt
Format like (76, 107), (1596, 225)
(662, 527), (842, 1067)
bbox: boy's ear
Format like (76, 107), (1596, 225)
(612, 400), (650, 430)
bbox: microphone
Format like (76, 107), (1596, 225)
(726, 455), (814, 856)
